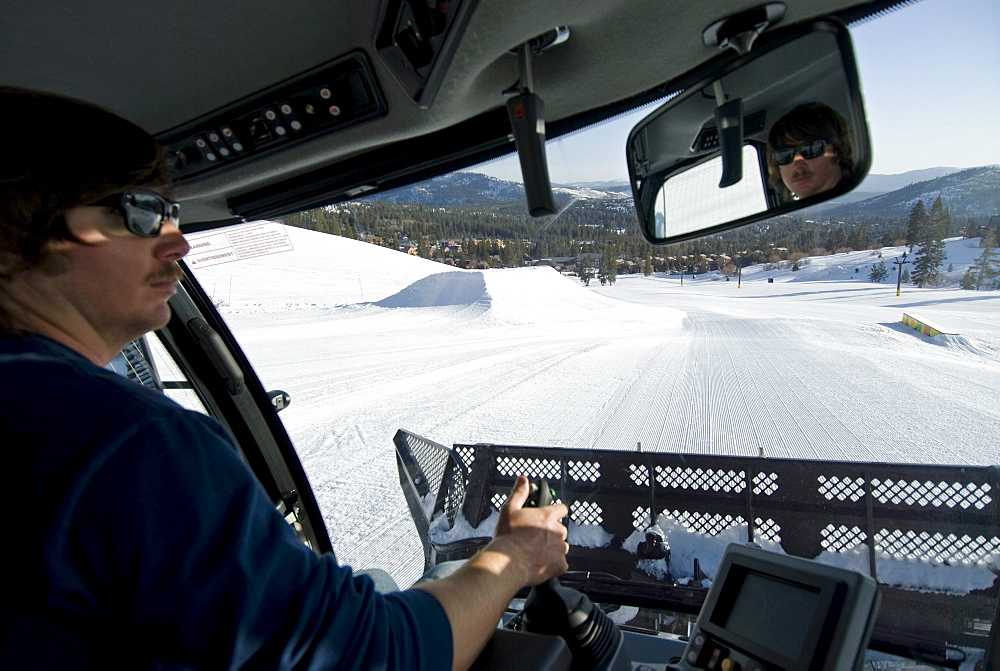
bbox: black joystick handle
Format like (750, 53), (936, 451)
(526, 478), (556, 509)
(520, 478), (630, 670)
(524, 479), (559, 592)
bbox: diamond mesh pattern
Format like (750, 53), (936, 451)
(441, 464), (466, 524)
(454, 445), (476, 471)
(663, 509), (745, 535)
(569, 460), (601, 482)
(817, 475), (866, 502)
(496, 456), (561, 480)
(821, 524), (867, 552)
(655, 467), (745, 493)
(755, 517), (782, 543)
(632, 506), (652, 530)
(872, 479), (994, 509)
(629, 464), (650, 487)
(491, 492), (507, 511)
(753, 472), (779, 496)
(426, 437), (1000, 587)
(876, 529), (1000, 564)
(572, 501), (603, 525)
(410, 435), (448, 494)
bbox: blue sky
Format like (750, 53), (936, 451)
(476, 0), (1000, 183)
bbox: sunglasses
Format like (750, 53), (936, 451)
(92, 190), (181, 238)
(771, 139), (828, 166)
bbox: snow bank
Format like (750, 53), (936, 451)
(624, 515), (997, 595)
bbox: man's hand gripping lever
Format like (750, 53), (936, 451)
(520, 479), (631, 670)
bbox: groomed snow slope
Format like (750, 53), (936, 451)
(191, 227), (1000, 583)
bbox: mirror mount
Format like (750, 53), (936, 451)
(704, 6), (787, 189)
(703, 3), (786, 56)
(713, 83), (745, 188)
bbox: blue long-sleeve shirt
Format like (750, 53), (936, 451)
(0, 335), (452, 669)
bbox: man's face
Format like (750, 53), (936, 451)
(35, 200), (189, 357)
(777, 140), (843, 199)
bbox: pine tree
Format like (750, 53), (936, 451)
(983, 217), (999, 249)
(912, 197), (949, 287)
(826, 226), (847, 253)
(598, 245), (618, 286)
(912, 238), (944, 287)
(927, 196), (952, 242)
(906, 200), (927, 252)
(968, 227), (999, 290)
(847, 223), (869, 251)
(579, 257), (595, 286)
(869, 260), (888, 282)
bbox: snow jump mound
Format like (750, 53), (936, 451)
(375, 271), (488, 308)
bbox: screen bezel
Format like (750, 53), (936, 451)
(699, 552), (848, 668)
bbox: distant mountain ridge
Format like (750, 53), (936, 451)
(375, 172), (525, 206)
(855, 167), (963, 193)
(369, 166), (999, 219)
(373, 172), (631, 207)
(825, 165), (1000, 218)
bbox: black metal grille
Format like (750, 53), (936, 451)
(496, 455), (561, 480)
(572, 500), (603, 525)
(394, 430), (1000, 649)
(490, 492), (507, 510)
(569, 460), (601, 482)
(755, 517), (782, 543)
(752, 472), (779, 496)
(818, 475), (867, 502)
(664, 510), (746, 536)
(629, 463), (650, 487)
(875, 529), (1000, 564)
(632, 506), (652, 530)
(654, 466), (745, 493)
(822, 524), (867, 552)
(872, 478), (993, 509)
(393, 430), (470, 569)
(440, 439), (1000, 574)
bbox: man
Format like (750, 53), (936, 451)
(765, 102), (855, 202)
(0, 87), (569, 669)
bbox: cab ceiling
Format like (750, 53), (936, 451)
(1, 0), (882, 223)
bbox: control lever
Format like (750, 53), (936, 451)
(521, 479), (631, 670)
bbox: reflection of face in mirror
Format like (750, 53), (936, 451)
(766, 102), (854, 202)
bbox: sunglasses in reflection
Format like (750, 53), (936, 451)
(92, 190), (181, 238)
(771, 139), (828, 166)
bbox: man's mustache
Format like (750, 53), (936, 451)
(146, 263), (184, 284)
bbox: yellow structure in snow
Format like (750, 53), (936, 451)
(902, 313), (957, 337)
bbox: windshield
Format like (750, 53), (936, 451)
(185, 0), (999, 662)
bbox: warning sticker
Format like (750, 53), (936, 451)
(184, 222), (294, 269)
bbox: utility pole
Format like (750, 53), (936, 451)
(892, 252), (911, 297)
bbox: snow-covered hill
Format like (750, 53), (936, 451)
(188, 226), (1000, 584)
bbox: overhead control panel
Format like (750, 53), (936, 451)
(157, 51), (386, 181)
(376, 0), (479, 108)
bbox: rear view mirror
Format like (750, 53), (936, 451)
(627, 20), (871, 245)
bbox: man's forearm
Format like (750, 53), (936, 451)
(415, 477), (569, 670)
(413, 547), (526, 670)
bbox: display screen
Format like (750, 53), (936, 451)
(722, 571), (822, 660)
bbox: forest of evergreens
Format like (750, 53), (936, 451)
(279, 192), (995, 283)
